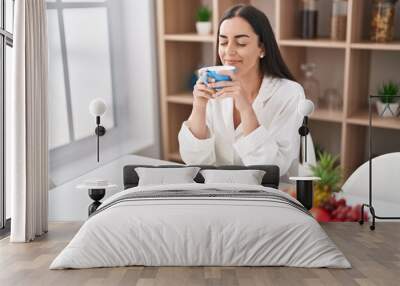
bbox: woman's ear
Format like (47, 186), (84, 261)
(259, 43), (265, 58)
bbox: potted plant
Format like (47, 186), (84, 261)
(196, 6), (212, 35)
(376, 81), (399, 117)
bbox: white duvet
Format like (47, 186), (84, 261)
(50, 183), (351, 269)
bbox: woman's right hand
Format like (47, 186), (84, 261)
(193, 78), (215, 108)
(187, 77), (215, 139)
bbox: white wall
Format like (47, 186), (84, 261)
(48, 0), (160, 187)
(49, 155), (172, 221)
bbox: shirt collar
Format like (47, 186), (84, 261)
(255, 76), (282, 105)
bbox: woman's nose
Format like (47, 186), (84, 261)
(226, 43), (237, 55)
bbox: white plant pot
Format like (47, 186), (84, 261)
(196, 21), (212, 35)
(376, 101), (399, 117)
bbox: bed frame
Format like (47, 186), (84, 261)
(123, 165), (280, 190)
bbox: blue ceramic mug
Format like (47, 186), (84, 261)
(199, 65), (236, 90)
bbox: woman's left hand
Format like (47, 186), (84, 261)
(207, 70), (252, 112)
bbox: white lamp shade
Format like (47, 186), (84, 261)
(298, 99), (314, 117)
(89, 98), (107, 117)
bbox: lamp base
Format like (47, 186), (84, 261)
(88, 188), (106, 216)
(289, 176), (320, 210)
(95, 126), (106, 136)
(296, 180), (313, 210)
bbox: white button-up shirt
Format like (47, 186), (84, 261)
(178, 76), (305, 176)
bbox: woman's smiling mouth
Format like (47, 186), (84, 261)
(224, 60), (242, 65)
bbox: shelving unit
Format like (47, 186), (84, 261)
(157, 0), (400, 179)
(347, 111), (400, 130)
(164, 34), (215, 42)
(310, 109), (344, 123)
(166, 94), (193, 105)
(279, 39), (347, 49)
(276, 0), (400, 178)
(351, 41), (400, 51)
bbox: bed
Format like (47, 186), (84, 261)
(50, 165), (351, 269)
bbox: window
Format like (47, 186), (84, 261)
(47, 0), (158, 188)
(0, 0), (14, 232)
(46, 0), (115, 150)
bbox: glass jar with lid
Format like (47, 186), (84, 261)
(300, 63), (321, 108)
(331, 0), (348, 41)
(300, 0), (318, 39)
(370, 0), (398, 42)
(324, 88), (342, 112)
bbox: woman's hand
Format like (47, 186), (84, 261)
(187, 77), (216, 139)
(193, 78), (216, 108)
(208, 70), (260, 135)
(207, 70), (252, 112)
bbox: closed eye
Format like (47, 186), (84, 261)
(219, 42), (247, 47)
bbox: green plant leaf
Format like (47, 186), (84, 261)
(377, 81), (399, 103)
(310, 150), (342, 193)
(197, 6), (212, 22)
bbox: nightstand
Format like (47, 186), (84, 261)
(289, 177), (321, 210)
(77, 181), (117, 216)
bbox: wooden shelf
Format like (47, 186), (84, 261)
(347, 111), (400, 130)
(167, 152), (183, 162)
(351, 41), (400, 51)
(278, 38), (347, 49)
(164, 34), (215, 43)
(310, 109), (344, 123)
(166, 94), (193, 105)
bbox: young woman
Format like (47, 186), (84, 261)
(178, 4), (305, 177)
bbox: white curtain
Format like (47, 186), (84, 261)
(8, 0), (48, 242)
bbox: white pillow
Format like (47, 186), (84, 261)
(200, 169), (266, 185)
(135, 167), (200, 186)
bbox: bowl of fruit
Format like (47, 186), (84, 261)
(313, 196), (368, 222)
(291, 151), (369, 222)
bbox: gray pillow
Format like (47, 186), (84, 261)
(135, 167), (201, 186)
(200, 169), (266, 185)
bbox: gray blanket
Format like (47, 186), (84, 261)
(91, 188), (312, 218)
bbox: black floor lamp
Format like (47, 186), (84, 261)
(89, 98), (107, 162)
(290, 99), (321, 210)
(83, 98), (109, 216)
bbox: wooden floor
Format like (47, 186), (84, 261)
(0, 222), (399, 286)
